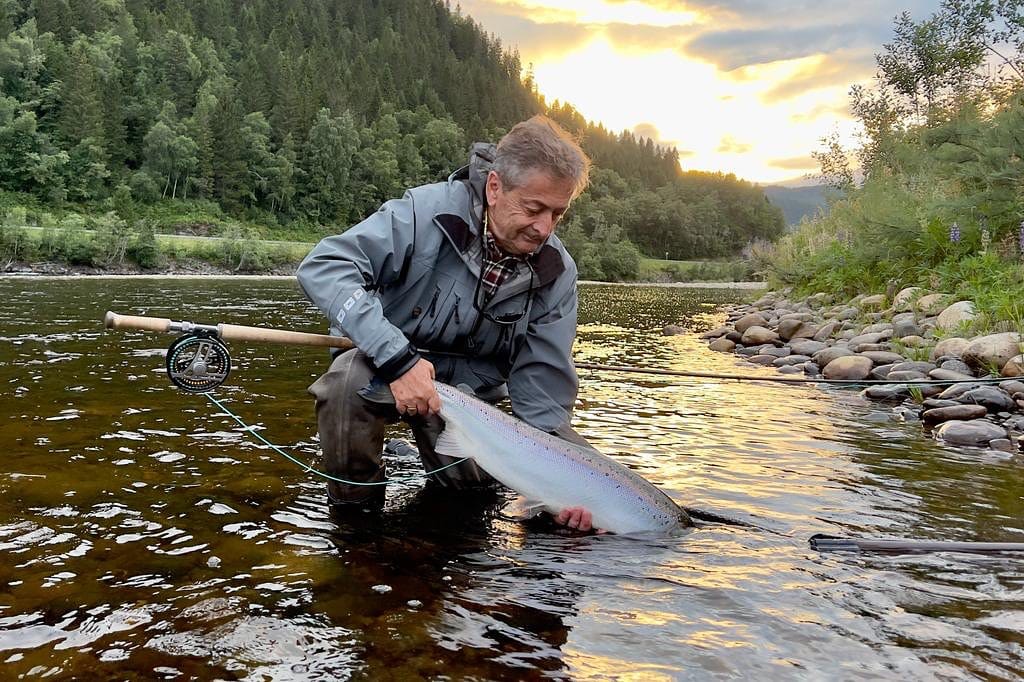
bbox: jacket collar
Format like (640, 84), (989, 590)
(448, 142), (494, 238)
(434, 211), (565, 300)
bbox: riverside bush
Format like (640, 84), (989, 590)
(656, 259), (756, 282)
(93, 213), (131, 266)
(765, 0), (1024, 329)
(127, 223), (160, 269)
(765, 101), (1024, 330)
(0, 223), (35, 265)
(220, 225), (271, 272)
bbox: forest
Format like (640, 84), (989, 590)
(0, 0), (784, 276)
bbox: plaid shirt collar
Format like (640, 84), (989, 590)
(479, 211), (528, 300)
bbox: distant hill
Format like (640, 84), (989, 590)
(763, 184), (834, 226)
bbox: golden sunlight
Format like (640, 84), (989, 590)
(532, 38), (859, 183)
(460, 0), (877, 183)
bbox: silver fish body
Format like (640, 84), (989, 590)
(433, 382), (691, 534)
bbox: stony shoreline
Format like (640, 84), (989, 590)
(3, 261), (766, 288)
(698, 288), (1024, 452)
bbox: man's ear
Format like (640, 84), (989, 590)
(485, 170), (501, 205)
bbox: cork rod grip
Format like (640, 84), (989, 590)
(104, 311), (173, 333)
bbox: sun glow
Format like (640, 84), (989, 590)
(531, 38), (860, 183)
(460, 0), (871, 184)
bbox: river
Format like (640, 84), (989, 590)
(0, 277), (1021, 680)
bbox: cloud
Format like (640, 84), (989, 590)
(603, 22), (696, 51)
(789, 100), (852, 123)
(460, 1), (938, 74)
(716, 136), (753, 154)
(462, 1), (698, 55)
(683, 24), (883, 71)
(633, 122), (663, 140)
(457, 1), (596, 60)
(760, 51), (875, 103)
(673, 0), (942, 70)
(646, 0), (939, 29)
(768, 154), (818, 170)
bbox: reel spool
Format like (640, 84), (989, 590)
(165, 332), (231, 393)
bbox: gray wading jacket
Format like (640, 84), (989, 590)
(296, 144), (580, 433)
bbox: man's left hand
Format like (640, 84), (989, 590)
(555, 507), (601, 532)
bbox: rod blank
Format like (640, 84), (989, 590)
(810, 534), (1024, 555)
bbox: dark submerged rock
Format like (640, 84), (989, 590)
(934, 420), (1008, 446)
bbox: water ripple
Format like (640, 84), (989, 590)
(0, 278), (1021, 678)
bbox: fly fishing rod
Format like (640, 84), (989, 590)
(104, 311), (353, 392)
(105, 311), (1000, 391)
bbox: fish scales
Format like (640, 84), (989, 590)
(433, 382), (691, 534)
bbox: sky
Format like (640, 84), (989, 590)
(457, 0), (943, 185)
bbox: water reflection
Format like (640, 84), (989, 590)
(0, 277), (1022, 679)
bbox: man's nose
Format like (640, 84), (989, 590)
(535, 211), (556, 236)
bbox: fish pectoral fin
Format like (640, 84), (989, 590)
(357, 377), (395, 405)
(434, 426), (475, 460)
(505, 496), (548, 520)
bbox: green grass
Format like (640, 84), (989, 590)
(1, 224), (313, 272)
(639, 257), (758, 282)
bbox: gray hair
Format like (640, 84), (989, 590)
(493, 115), (591, 198)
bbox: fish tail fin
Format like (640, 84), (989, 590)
(682, 506), (780, 534)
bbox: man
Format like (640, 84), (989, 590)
(296, 115), (596, 531)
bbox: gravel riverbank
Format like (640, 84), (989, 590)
(697, 288), (1024, 452)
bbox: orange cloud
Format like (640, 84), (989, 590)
(769, 154), (818, 170)
(716, 136), (753, 154)
(790, 101), (853, 123)
(761, 52), (874, 103)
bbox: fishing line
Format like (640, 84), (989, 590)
(201, 392), (469, 487)
(573, 362), (1009, 386)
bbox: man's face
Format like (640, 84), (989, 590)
(485, 169), (575, 256)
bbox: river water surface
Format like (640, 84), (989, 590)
(0, 277), (1022, 680)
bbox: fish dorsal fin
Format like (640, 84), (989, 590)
(434, 422), (476, 460)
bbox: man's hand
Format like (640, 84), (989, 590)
(390, 358), (442, 417)
(555, 507), (602, 533)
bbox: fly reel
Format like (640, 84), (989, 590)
(165, 332), (232, 393)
